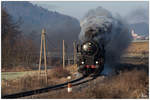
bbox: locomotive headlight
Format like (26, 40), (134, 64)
(83, 44), (88, 51)
(96, 61), (99, 64)
(81, 61), (84, 64)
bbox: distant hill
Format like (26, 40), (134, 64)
(125, 8), (149, 36)
(2, 1), (81, 53)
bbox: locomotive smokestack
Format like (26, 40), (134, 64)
(79, 7), (132, 74)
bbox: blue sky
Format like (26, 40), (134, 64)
(30, 1), (148, 20)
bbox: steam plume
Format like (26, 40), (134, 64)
(79, 7), (132, 74)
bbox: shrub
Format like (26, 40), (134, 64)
(51, 67), (71, 78)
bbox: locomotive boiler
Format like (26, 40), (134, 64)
(76, 40), (105, 76)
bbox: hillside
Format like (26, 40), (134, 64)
(125, 8), (149, 36)
(2, 1), (81, 52)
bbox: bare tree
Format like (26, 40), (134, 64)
(2, 8), (38, 70)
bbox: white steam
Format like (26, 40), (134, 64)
(79, 7), (132, 74)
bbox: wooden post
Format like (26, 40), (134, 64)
(43, 29), (48, 84)
(38, 29), (48, 85)
(38, 30), (43, 79)
(68, 57), (70, 66)
(73, 41), (76, 65)
(63, 40), (65, 68)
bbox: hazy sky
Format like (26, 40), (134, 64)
(31, 1), (149, 20)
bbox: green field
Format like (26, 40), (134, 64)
(1, 71), (37, 80)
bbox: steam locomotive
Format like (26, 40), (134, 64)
(76, 40), (105, 76)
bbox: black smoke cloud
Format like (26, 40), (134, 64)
(79, 7), (132, 74)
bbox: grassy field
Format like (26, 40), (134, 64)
(122, 41), (149, 58)
(1, 67), (72, 95)
(22, 69), (148, 99)
(1, 65), (77, 81)
(126, 41), (149, 53)
(1, 71), (37, 80)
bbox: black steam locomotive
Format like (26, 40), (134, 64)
(76, 40), (105, 76)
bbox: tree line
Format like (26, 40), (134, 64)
(2, 8), (38, 70)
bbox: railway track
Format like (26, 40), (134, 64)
(2, 75), (98, 99)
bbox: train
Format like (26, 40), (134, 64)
(76, 40), (105, 76)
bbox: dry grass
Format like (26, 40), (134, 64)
(126, 41), (149, 54)
(24, 69), (148, 99)
(2, 66), (148, 99)
(1, 75), (56, 96)
(2, 67), (71, 96)
(85, 69), (148, 99)
(66, 64), (78, 73)
(2, 62), (148, 99)
(50, 67), (71, 78)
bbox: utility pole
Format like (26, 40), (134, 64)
(68, 57), (70, 66)
(73, 41), (77, 65)
(63, 40), (65, 68)
(38, 28), (48, 85)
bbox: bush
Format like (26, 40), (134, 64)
(51, 67), (71, 78)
